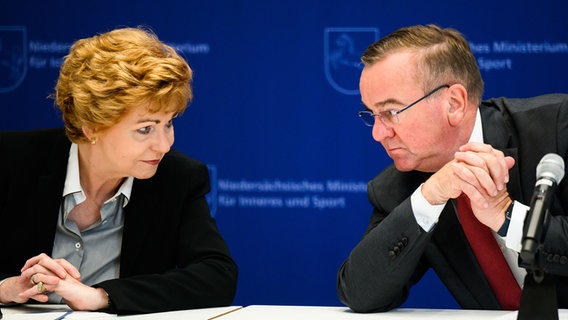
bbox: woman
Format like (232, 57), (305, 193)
(0, 27), (237, 314)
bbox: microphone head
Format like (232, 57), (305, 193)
(537, 153), (565, 183)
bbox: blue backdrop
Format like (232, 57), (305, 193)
(2, 0), (568, 309)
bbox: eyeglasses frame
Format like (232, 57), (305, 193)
(358, 84), (451, 127)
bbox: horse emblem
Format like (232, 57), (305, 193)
(0, 26), (28, 93)
(324, 28), (379, 95)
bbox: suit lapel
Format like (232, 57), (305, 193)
(119, 178), (158, 276)
(502, 148), (523, 202)
(480, 106), (524, 202)
(36, 134), (71, 254)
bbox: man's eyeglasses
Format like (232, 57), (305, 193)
(358, 84), (450, 127)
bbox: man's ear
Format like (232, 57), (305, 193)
(446, 84), (468, 127)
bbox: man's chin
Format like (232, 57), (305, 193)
(392, 159), (415, 172)
(394, 160), (438, 173)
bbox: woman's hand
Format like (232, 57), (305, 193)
(49, 275), (110, 311)
(0, 253), (81, 304)
(15, 253), (108, 310)
(0, 275), (43, 304)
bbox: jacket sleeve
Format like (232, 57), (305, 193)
(337, 176), (433, 313)
(531, 95), (568, 276)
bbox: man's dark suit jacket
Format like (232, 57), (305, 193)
(338, 94), (568, 312)
(0, 128), (238, 314)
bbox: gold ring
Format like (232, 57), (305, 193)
(30, 274), (38, 285)
(36, 281), (46, 293)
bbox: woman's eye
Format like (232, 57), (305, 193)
(166, 120), (173, 128)
(137, 126), (153, 135)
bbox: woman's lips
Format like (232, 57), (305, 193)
(143, 159), (160, 166)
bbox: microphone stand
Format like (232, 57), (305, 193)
(517, 209), (558, 320)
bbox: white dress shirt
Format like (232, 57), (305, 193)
(48, 143), (134, 303)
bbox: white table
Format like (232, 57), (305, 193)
(0, 305), (242, 320)
(218, 305), (568, 320)
(3, 304), (568, 320)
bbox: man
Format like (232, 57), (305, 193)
(337, 24), (568, 312)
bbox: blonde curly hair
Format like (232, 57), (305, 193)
(54, 27), (193, 143)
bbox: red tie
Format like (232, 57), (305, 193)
(456, 194), (521, 310)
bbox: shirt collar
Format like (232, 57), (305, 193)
(468, 108), (484, 143)
(63, 143), (134, 207)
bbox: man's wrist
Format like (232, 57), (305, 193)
(497, 201), (514, 237)
(420, 180), (448, 206)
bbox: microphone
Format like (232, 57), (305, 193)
(520, 153), (565, 265)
